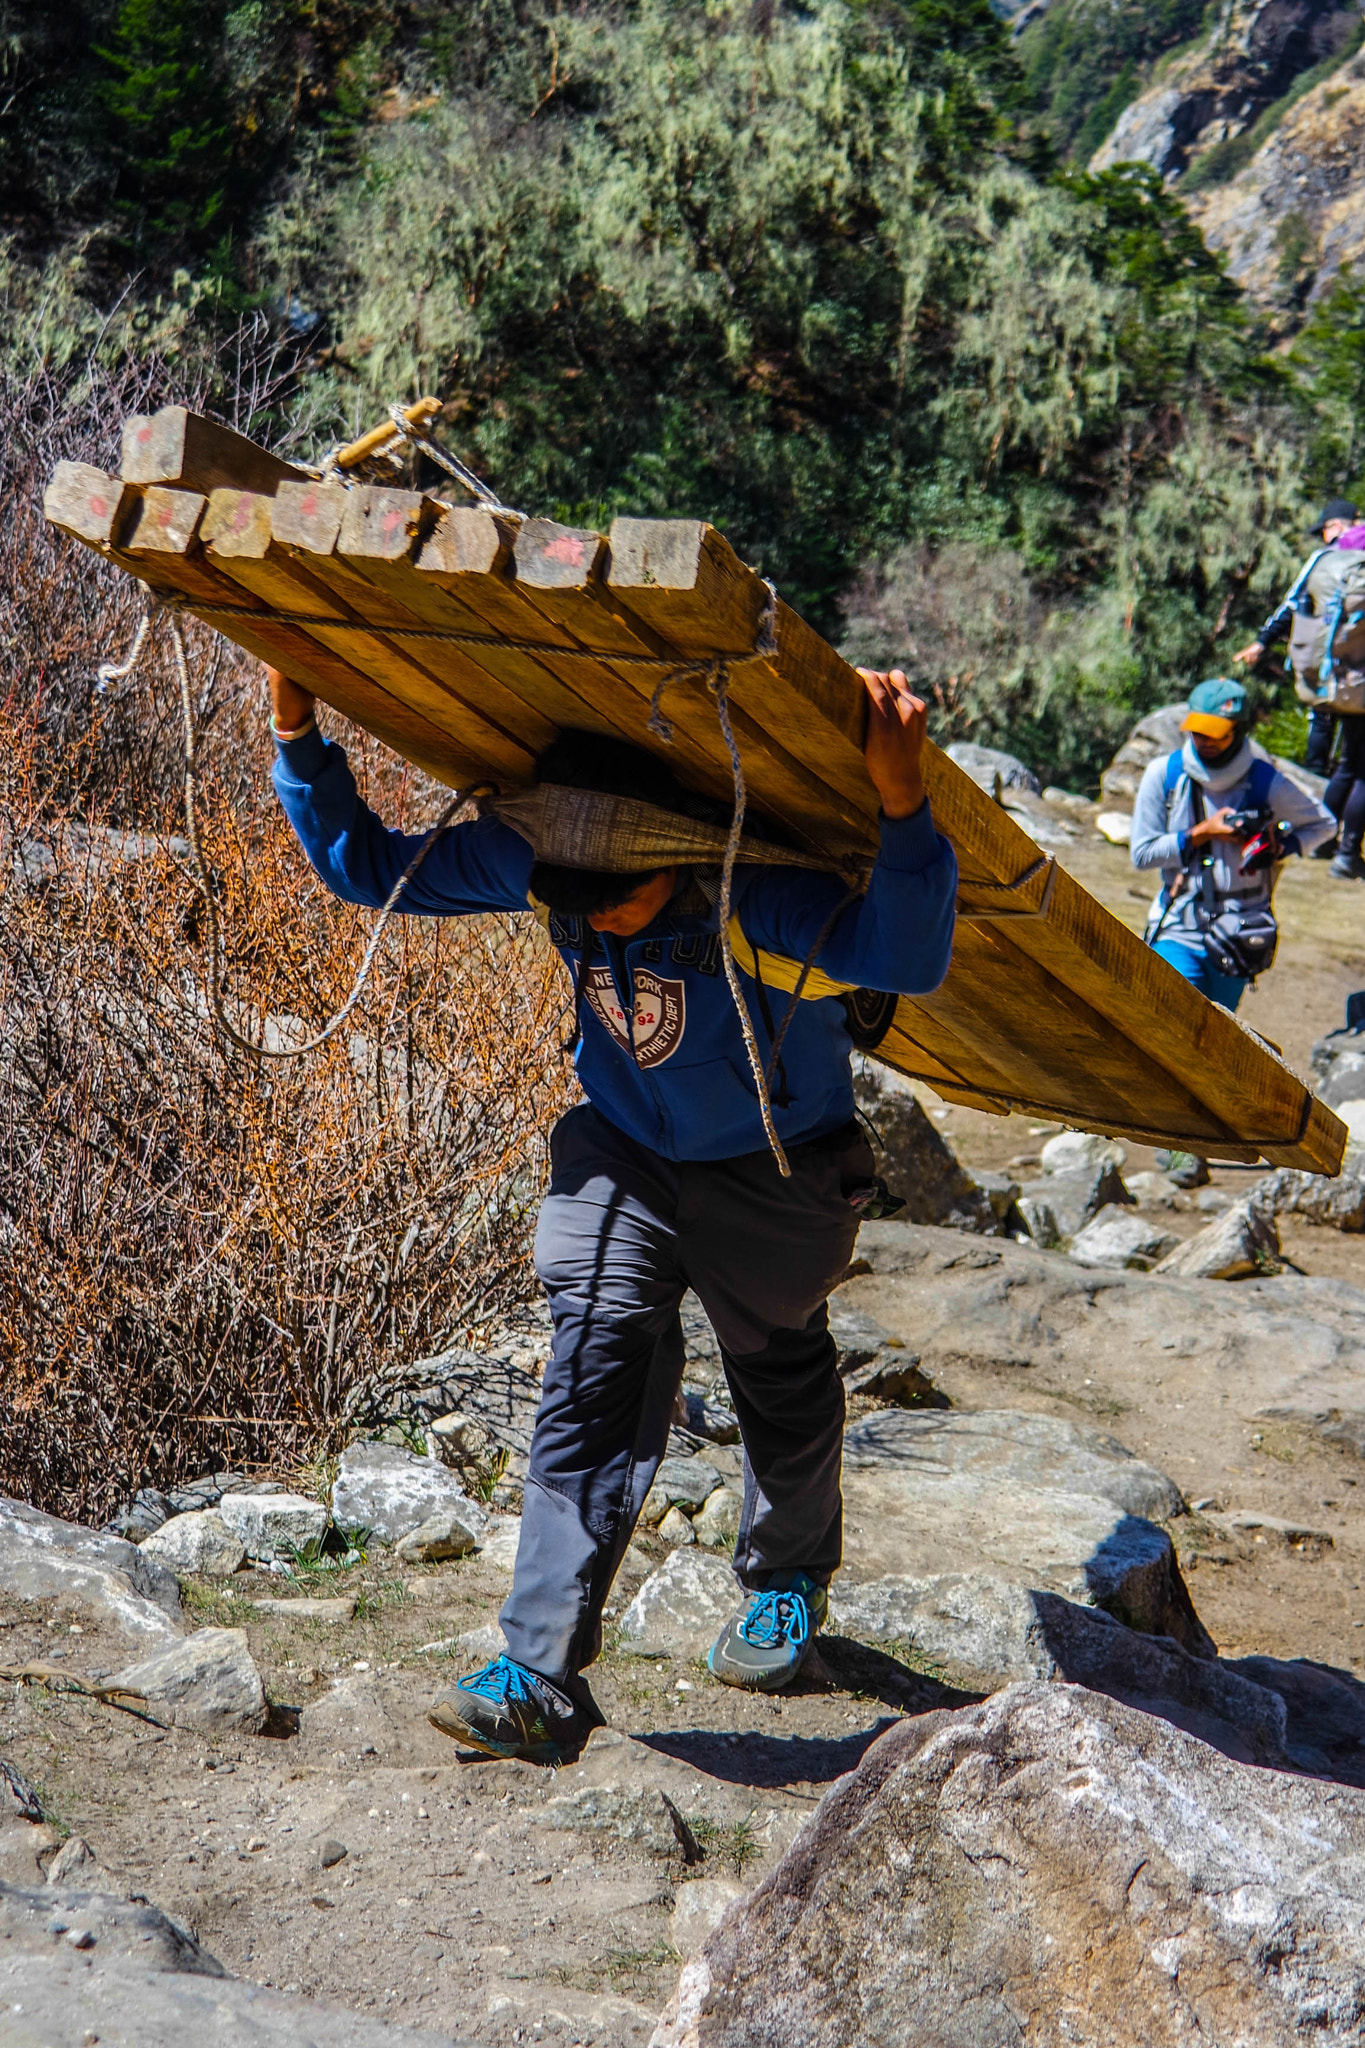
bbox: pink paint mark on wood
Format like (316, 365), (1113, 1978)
(383, 506), (404, 539)
(300, 491), (318, 519)
(90, 496), (107, 520)
(542, 534), (587, 568)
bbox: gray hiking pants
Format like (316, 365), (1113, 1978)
(499, 1102), (873, 1695)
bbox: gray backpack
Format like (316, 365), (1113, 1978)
(1305, 548), (1365, 707)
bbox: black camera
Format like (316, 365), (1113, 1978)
(1221, 802), (1274, 838)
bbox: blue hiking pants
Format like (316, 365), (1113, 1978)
(1152, 939), (1248, 1012)
(499, 1102), (873, 1699)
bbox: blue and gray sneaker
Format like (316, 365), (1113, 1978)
(428, 1656), (600, 1765)
(707, 1576), (828, 1692)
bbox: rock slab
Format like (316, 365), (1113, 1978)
(1069, 1204), (1179, 1271)
(618, 1549), (737, 1657)
(845, 1220), (1365, 1462)
(330, 1442), (488, 1547)
(651, 1682), (1365, 2048)
(217, 1490), (328, 1562)
(0, 1877), (477, 2046)
(1153, 1197), (1280, 1280)
(0, 1493), (182, 1646)
(840, 1461), (1210, 1655)
(107, 1626), (267, 1734)
(840, 1409), (1186, 1520)
(829, 1571), (1286, 1763)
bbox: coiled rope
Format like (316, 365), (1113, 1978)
(101, 600), (477, 1061)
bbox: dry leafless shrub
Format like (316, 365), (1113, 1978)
(0, 351), (575, 1524)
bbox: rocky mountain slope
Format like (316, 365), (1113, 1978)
(1088, 0), (1364, 314)
(1185, 44), (1365, 311)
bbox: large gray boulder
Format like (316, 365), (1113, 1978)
(1256, 1157), (1365, 1232)
(1099, 703), (1186, 807)
(841, 1409), (1186, 1521)
(944, 741), (1039, 797)
(1152, 1197), (1281, 1280)
(330, 1441), (489, 1547)
(0, 1494), (182, 1648)
(1069, 1204), (1179, 1271)
(651, 1683), (1365, 2048)
(852, 1068), (1004, 1233)
(841, 1463), (1210, 1655)
(1019, 1162), (1133, 1241)
(829, 1573), (1285, 1761)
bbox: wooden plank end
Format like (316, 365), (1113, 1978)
(43, 462), (139, 548)
(338, 486), (433, 564)
(513, 519), (606, 591)
(272, 479), (349, 556)
(202, 488), (275, 560)
(417, 502), (518, 578)
(125, 485), (208, 556)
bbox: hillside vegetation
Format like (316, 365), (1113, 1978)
(0, 0), (1361, 787)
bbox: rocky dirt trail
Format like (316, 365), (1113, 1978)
(6, 788), (1365, 2045)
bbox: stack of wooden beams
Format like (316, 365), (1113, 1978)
(44, 405), (1343, 1174)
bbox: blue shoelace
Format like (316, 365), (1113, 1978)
(738, 1590), (809, 1650)
(456, 1655), (539, 1706)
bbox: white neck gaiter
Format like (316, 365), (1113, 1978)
(1182, 735), (1253, 793)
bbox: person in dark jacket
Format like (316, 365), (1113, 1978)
(1236, 497), (1359, 781)
(267, 660), (957, 1763)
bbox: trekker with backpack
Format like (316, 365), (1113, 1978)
(1131, 678), (1334, 1012)
(1236, 499), (1365, 819)
(267, 661), (956, 1764)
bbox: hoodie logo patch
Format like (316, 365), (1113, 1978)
(583, 967), (686, 1067)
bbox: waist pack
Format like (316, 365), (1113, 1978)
(1197, 901), (1279, 981)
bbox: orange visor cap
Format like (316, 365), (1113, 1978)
(1180, 711), (1236, 741)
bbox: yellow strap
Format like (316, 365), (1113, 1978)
(725, 915), (855, 1002)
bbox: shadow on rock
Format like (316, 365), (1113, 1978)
(639, 1722), (901, 1789)
(1224, 1654), (1365, 1786)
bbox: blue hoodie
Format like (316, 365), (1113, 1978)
(272, 726), (958, 1162)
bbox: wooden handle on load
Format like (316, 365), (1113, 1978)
(334, 396), (443, 472)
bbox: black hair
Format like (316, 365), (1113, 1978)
(527, 729), (704, 916)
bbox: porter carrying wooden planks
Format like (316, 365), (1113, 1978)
(42, 401), (1348, 1754)
(43, 406), (1345, 1174)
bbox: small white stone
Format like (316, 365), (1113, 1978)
(659, 1506), (697, 1547)
(1040, 1131), (1125, 1176)
(693, 1487), (742, 1550)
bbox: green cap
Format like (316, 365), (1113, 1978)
(1186, 677), (1248, 723)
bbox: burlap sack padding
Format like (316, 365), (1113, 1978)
(488, 783), (859, 876)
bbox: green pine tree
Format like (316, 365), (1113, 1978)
(95, 0), (233, 246)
